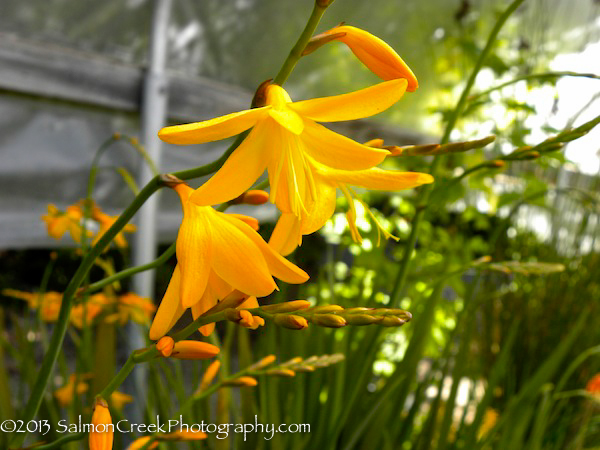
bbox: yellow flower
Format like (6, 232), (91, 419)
(69, 293), (106, 328)
(110, 391), (133, 410)
(116, 293), (156, 325)
(91, 204), (137, 249)
(316, 25), (419, 91)
(269, 158), (434, 254)
(3, 289), (109, 326)
(41, 203), (88, 243)
(478, 408), (499, 438)
(90, 397), (113, 450)
(148, 183), (309, 339)
(158, 80), (410, 219)
(54, 374), (89, 407)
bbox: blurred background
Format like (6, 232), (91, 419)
(1, 0), (599, 448)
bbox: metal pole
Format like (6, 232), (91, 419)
(127, 0), (172, 427)
(133, 0), (172, 298)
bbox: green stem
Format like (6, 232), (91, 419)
(82, 242), (176, 296)
(98, 353), (136, 400)
(469, 71), (600, 101)
(388, 0), (525, 308)
(273, 1), (329, 85)
(11, 136), (242, 448)
(33, 432), (86, 450)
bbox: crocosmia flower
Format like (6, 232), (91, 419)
(158, 79), (408, 219)
(149, 183), (309, 340)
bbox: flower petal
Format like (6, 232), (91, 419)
(190, 121), (272, 206)
(149, 265), (185, 340)
(319, 167), (434, 190)
(239, 296), (259, 309)
(268, 109), (304, 135)
(268, 213), (303, 256)
(221, 214), (309, 283)
(289, 79), (407, 122)
(227, 214), (259, 231)
(210, 213), (278, 297)
(323, 25), (419, 91)
(176, 207), (212, 308)
(300, 177), (338, 235)
(158, 106), (270, 145)
(301, 122), (389, 170)
(191, 272), (221, 337)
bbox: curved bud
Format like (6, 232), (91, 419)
(317, 25), (418, 91)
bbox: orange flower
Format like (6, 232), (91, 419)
(148, 183), (308, 339)
(54, 374), (89, 407)
(41, 203), (88, 243)
(116, 293), (156, 325)
(91, 204), (137, 249)
(586, 373), (600, 395)
(110, 391), (133, 410)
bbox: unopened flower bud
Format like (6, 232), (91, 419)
(281, 357), (303, 366)
(199, 360), (221, 391)
(156, 336), (174, 357)
(311, 314), (347, 328)
(266, 369), (296, 377)
(171, 341), (220, 360)
(274, 314), (309, 330)
(316, 25), (418, 91)
(248, 354), (277, 371)
(344, 307), (372, 314)
(344, 314), (383, 326)
(310, 305), (344, 313)
(380, 316), (407, 327)
(262, 300), (311, 313)
(239, 310), (255, 327)
(223, 376), (258, 387)
(232, 190), (270, 205)
(363, 138), (385, 148)
(90, 397), (113, 450)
